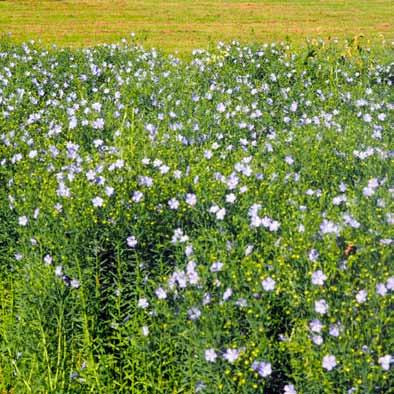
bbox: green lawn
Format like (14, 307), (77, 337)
(0, 0), (393, 54)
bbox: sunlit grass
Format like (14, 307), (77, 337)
(0, 0), (392, 55)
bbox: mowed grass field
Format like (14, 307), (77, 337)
(0, 0), (393, 54)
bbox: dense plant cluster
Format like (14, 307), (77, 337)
(0, 38), (393, 393)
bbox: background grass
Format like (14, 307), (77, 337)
(0, 0), (393, 55)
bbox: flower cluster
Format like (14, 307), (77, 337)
(0, 38), (392, 393)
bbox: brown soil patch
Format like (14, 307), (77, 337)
(226, 2), (264, 10)
(376, 23), (391, 31)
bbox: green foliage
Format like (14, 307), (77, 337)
(0, 38), (393, 393)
